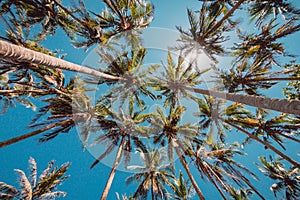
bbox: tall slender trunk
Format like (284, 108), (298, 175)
(100, 136), (125, 200)
(243, 77), (300, 83)
(184, 86), (300, 115)
(0, 40), (122, 81)
(151, 177), (155, 200)
(227, 164), (265, 200)
(174, 144), (205, 200)
(197, 161), (227, 200)
(223, 119), (300, 168)
(0, 119), (73, 148)
(203, 0), (247, 38)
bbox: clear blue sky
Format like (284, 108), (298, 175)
(1, 1), (300, 199)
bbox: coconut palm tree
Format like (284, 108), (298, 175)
(0, 157), (70, 199)
(0, 40), (120, 81)
(95, 46), (157, 107)
(149, 105), (205, 200)
(231, 18), (300, 66)
(148, 51), (210, 110)
(126, 148), (174, 200)
(90, 96), (151, 200)
(176, 0), (246, 61)
(238, 108), (300, 150)
(0, 77), (92, 148)
(194, 96), (300, 167)
(248, 0), (300, 26)
(258, 156), (300, 199)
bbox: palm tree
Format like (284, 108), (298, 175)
(0, 157), (70, 199)
(167, 170), (195, 200)
(0, 40), (121, 81)
(90, 97), (151, 200)
(194, 96), (300, 167)
(213, 62), (279, 95)
(248, 0), (300, 26)
(149, 105), (205, 200)
(238, 109), (300, 150)
(176, 0), (245, 61)
(126, 148), (174, 200)
(232, 18), (300, 66)
(95, 46), (157, 107)
(148, 51), (210, 109)
(258, 156), (300, 199)
(0, 77), (92, 148)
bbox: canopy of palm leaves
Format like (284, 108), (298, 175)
(0, 157), (70, 200)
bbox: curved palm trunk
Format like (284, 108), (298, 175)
(100, 136), (125, 200)
(184, 86), (300, 115)
(0, 40), (122, 81)
(0, 119), (73, 148)
(223, 119), (300, 168)
(243, 77), (300, 83)
(174, 145), (205, 200)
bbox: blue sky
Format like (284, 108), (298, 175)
(1, 0), (300, 199)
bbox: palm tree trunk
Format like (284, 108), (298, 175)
(100, 136), (125, 200)
(174, 145), (205, 200)
(184, 86), (300, 115)
(243, 77), (300, 83)
(223, 119), (300, 168)
(0, 119), (73, 148)
(151, 177), (155, 200)
(227, 164), (265, 200)
(197, 161), (227, 200)
(0, 40), (122, 81)
(203, 0), (247, 37)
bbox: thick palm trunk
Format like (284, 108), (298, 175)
(100, 136), (125, 200)
(0, 40), (121, 81)
(223, 119), (300, 168)
(0, 119), (73, 148)
(184, 86), (300, 115)
(174, 145), (205, 200)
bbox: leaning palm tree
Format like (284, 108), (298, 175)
(126, 148), (174, 200)
(0, 40), (121, 81)
(0, 77), (92, 148)
(258, 156), (300, 200)
(0, 157), (70, 199)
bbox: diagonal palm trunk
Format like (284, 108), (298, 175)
(0, 40), (122, 81)
(0, 119), (73, 148)
(222, 119), (300, 168)
(100, 136), (125, 200)
(184, 86), (300, 115)
(174, 144), (205, 200)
